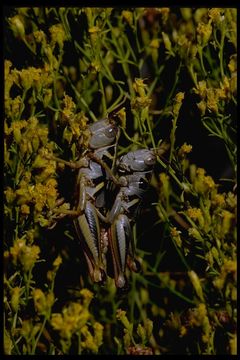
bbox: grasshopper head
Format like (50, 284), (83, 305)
(118, 149), (157, 173)
(88, 118), (119, 149)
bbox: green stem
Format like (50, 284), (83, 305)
(146, 114), (156, 149)
(188, 63), (198, 87)
(219, 25), (226, 78)
(22, 38), (36, 55)
(17, 89), (28, 121)
(23, 267), (32, 303)
(165, 284), (196, 305)
(98, 72), (107, 114)
(77, 332), (82, 355)
(170, 234), (190, 270)
(198, 46), (207, 77)
(169, 114), (178, 165)
(31, 316), (48, 354)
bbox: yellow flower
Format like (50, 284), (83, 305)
(81, 326), (97, 352)
(137, 323), (146, 343)
(51, 302), (91, 340)
(93, 322), (104, 348)
(229, 333), (237, 355)
(140, 287), (149, 304)
(178, 143), (192, 157)
(180, 8), (192, 21)
(122, 10), (133, 26)
(133, 78), (148, 97)
(49, 23), (67, 48)
(62, 94), (76, 122)
(159, 172), (170, 199)
(9, 15), (25, 38)
(10, 287), (22, 312)
(157, 8), (170, 23)
(221, 210), (234, 236)
(225, 192), (236, 209)
(80, 288), (94, 307)
(188, 227), (203, 242)
(4, 330), (12, 355)
(10, 238), (40, 272)
(211, 193), (226, 208)
(4, 187), (16, 204)
(193, 168), (215, 194)
(213, 259), (236, 290)
(19, 67), (42, 90)
(116, 309), (131, 330)
(188, 271), (204, 302)
(33, 30), (46, 43)
(228, 54), (237, 73)
(145, 318), (153, 339)
(131, 96), (152, 110)
(194, 80), (207, 98)
(187, 208), (204, 228)
(88, 26), (100, 45)
(208, 8), (222, 24)
(53, 255), (62, 270)
(173, 92), (184, 116)
(20, 204), (30, 215)
(197, 21), (212, 47)
(170, 227), (182, 248)
(32, 289), (54, 316)
(150, 38), (160, 49)
(179, 325), (187, 337)
(162, 32), (172, 52)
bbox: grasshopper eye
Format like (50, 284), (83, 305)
(104, 126), (117, 138)
(144, 153), (156, 166)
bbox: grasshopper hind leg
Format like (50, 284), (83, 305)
(109, 213), (141, 289)
(74, 201), (107, 284)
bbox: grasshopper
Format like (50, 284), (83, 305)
(106, 149), (157, 289)
(47, 99), (126, 284)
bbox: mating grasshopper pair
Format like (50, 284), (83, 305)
(48, 99), (157, 290)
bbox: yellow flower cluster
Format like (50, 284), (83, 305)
(88, 26), (100, 46)
(197, 21), (212, 47)
(49, 23), (67, 49)
(81, 322), (104, 353)
(32, 288), (55, 316)
(51, 302), (90, 340)
(213, 259), (236, 292)
(9, 15), (25, 39)
(60, 95), (90, 148)
(178, 143), (192, 157)
(191, 167), (215, 194)
(159, 172), (170, 202)
(20, 319), (41, 342)
(116, 308), (153, 352)
(50, 289), (103, 353)
(173, 92), (184, 117)
(195, 78), (233, 115)
(208, 8), (223, 24)
(10, 237), (40, 272)
(10, 286), (22, 312)
(187, 207), (205, 228)
(187, 303), (212, 344)
(170, 227), (182, 248)
(188, 270), (204, 302)
(122, 10), (133, 26)
(132, 78), (152, 110)
(116, 309), (131, 330)
(155, 8), (170, 24)
(5, 61), (54, 96)
(6, 117), (49, 156)
(47, 255), (63, 283)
